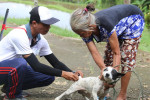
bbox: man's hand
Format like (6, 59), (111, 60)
(61, 71), (79, 81)
(74, 70), (83, 77)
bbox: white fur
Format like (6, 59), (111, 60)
(55, 67), (117, 100)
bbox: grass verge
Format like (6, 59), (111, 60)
(1, 0), (85, 13)
(0, 17), (80, 38)
(139, 28), (150, 52)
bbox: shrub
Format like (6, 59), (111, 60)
(145, 6), (150, 29)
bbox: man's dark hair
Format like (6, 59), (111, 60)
(29, 6), (40, 24)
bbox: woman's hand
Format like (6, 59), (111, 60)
(99, 68), (105, 80)
(61, 71), (79, 81)
(103, 82), (115, 90)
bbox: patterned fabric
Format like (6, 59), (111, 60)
(111, 15), (144, 39)
(82, 15), (144, 43)
(104, 35), (141, 73)
(0, 58), (55, 99)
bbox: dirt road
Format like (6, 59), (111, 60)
(0, 33), (150, 100)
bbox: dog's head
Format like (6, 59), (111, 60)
(102, 67), (125, 84)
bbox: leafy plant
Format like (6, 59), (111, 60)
(132, 0), (150, 14)
(145, 10), (150, 29)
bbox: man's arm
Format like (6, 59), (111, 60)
(44, 53), (83, 77)
(23, 53), (79, 81)
(44, 53), (72, 72)
(23, 53), (62, 76)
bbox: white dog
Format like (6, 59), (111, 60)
(55, 67), (125, 100)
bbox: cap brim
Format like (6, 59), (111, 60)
(41, 17), (60, 25)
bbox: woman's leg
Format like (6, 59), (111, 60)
(104, 35), (141, 100)
(117, 36), (141, 100)
(117, 72), (131, 100)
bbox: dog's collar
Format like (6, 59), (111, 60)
(106, 78), (120, 85)
(100, 75), (117, 85)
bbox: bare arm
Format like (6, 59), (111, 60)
(108, 31), (121, 71)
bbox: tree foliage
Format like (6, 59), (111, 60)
(132, 0), (150, 14)
(52, 0), (150, 29)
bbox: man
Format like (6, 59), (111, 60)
(0, 6), (83, 100)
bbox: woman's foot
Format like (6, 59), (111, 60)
(116, 93), (127, 100)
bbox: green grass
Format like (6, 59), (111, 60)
(139, 27), (150, 52)
(0, 17), (29, 26)
(0, 17), (29, 35)
(50, 26), (80, 38)
(0, 26), (12, 36)
(1, 0), (34, 6)
(0, 17), (79, 38)
(1, 0), (84, 13)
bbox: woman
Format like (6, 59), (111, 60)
(70, 4), (144, 100)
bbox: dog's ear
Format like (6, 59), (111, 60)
(117, 73), (125, 78)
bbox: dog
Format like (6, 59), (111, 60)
(55, 67), (125, 100)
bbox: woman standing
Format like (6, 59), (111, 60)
(70, 4), (144, 100)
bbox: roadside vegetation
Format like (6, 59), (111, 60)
(1, 0), (86, 13)
(139, 28), (150, 52)
(0, 0), (150, 52)
(0, 17), (80, 38)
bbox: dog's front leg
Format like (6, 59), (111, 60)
(92, 91), (98, 100)
(92, 86), (100, 100)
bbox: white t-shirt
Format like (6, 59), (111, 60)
(0, 25), (52, 62)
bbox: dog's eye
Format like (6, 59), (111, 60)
(104, 68), (108, 71)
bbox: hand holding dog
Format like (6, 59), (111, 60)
(103, 82), (115, 90)
(99, 76), (115, 90)
(74, 70), (83, 77)
(61, 71), (81, 81)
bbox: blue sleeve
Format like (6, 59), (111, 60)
(82, 35), (94, 43)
